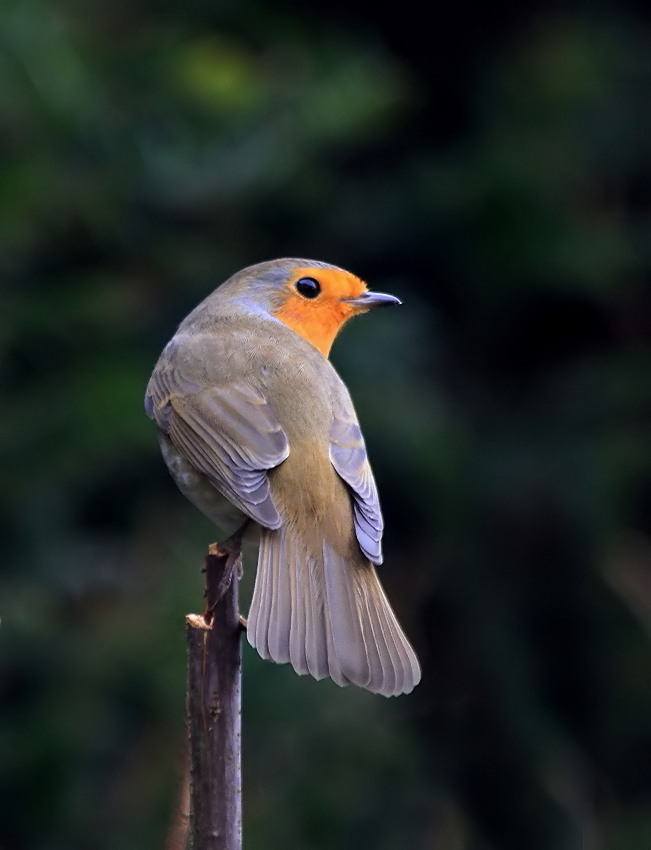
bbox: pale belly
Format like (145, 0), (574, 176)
(158, 431), (259, 542)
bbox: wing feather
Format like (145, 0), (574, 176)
(329, 412), (384, 564)
(145, 361), (289, 529)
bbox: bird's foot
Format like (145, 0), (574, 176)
(202, 521), (250, 623)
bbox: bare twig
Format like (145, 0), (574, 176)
(185, 543), (243, 850)
(164, 749), (190, 850)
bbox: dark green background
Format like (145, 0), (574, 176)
(2, 1), (650, 848)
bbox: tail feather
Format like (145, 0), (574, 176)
(286, 532), (305, 673)
(252, 531), (273, 658)
(357, 568), (421, 695)
(266, 531), (288, 663)
(297, 546), (320, 677)
(247, 526), (420, 696)
(322, 541), (371, 689)
(358, 574), (398, 695)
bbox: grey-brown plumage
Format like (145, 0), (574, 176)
(145, 258), (421, 696)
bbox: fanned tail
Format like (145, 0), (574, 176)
(247, 526), (420, 696)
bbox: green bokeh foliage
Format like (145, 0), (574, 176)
(1, 1), (650, 848)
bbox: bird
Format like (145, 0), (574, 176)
(144, 258), (421, 696)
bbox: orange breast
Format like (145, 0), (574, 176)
(273, 266), (367, 358)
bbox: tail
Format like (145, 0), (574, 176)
(247, 526), (421, 696)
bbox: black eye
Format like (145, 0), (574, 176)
(295, 277), (321, 299)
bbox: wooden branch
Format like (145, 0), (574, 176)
(164, 749), (190, 850)
(186, 543), (243, 850)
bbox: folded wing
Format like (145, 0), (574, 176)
(145, 361), (289, 529)
(329, 412), (384, 564)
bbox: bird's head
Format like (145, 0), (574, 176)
(216, 258), (401, 357)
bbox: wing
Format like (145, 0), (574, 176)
(329, 412), (384, 565)
(145, 362), (289, 529)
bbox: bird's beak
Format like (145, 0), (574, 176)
(344, 290), (402, 309)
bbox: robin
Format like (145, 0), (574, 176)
(145, 258), (420, 696)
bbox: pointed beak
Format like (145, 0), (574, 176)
(344, 290), (402, 309)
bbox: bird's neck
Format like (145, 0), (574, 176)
(273, 301), (352, 357)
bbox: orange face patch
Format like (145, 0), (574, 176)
(273, 266), (369, 358)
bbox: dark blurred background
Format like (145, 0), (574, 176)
(2, 0), (651, 848)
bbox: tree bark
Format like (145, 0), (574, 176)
(186, 543), (242, 850)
